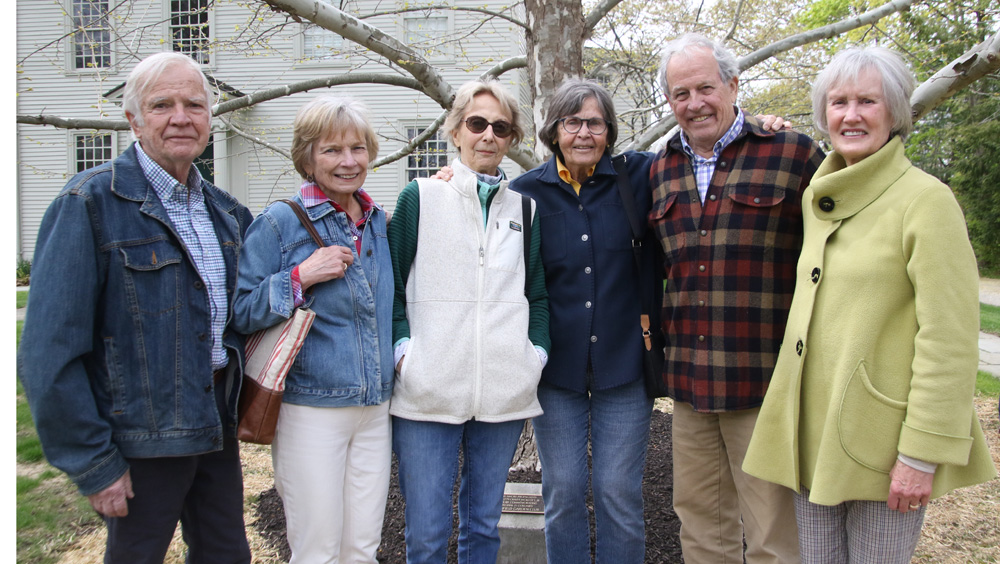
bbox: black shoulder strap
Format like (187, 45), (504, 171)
(612, 156), (658, 345)
(521, 194), (532, 296)
(612, 155), (643, 274)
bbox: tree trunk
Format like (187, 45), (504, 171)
(510, 420), (541, 472)
(523, 0), (585, 160)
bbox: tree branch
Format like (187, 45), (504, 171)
(911, 30), (1000, 121)
(371, 110), (449, 168)
(361, 4), (528, 30)
(214, 73), (430, 115)
(219, 115), (292, 160)
(478, 56), (528, 79)
(584, 0), (626, 33)
(737, 0), (916, 71)
(723, 0), (746, 42)
(261, 0), (455, 107)
(17, 115), (131, 130)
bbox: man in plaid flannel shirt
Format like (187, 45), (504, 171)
(648, 34), (824, 564)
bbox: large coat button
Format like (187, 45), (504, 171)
(811, 267), (821, 283)
(819, 197), (835, 212)
(796, 339), (804, 356)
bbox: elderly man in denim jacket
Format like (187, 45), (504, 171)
(17, 52), (252, 563)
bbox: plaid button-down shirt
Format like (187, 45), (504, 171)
(648, 112), (824, 412)
(135, 143), (229, 370)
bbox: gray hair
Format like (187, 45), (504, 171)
(812, 46), (915, 140)
(538, 78), (618, 158)
(291, 95), (379, 179)
(443, 77), (525, 149)
(123, 53), (213, 127)
(658, 33), (740, 97)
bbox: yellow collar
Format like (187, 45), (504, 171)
(556, 157), (596, 195)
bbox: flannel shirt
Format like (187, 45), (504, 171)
(648, 112), (824, 412)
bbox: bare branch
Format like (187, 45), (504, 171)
(214, 73), (430, 115)
(737, 0), (916, 71)
(506, 144), (542, 170)
(362, 4), (528, 30)
(17, 115), (130, 130)
(261, 0), (454, 107)
(584, 0), (626, 33)
(478, 56), (528, 79)
(911, 30), (1000, 121)
(371, 110), (449, 168)
(723, 0), (746, 42)
(219, 115), (292, 160)
(619, 115), (677, 154)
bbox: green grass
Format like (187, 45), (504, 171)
(981, 302), (1000, 336)
(17, 290), (28, 309)
(976, 370), (1000, 397)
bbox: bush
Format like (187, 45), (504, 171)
(951, 118), (1000, 274)
(16, 258), (30, 286)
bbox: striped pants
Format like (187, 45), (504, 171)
(794, 489), (925, 564)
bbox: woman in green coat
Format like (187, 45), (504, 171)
(743, 46), (996, 563)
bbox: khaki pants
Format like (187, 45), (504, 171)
(672, 402), (800, 564)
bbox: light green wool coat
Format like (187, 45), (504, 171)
(743, 137), (997, 506)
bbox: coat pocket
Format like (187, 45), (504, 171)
(838, 360), (907, 473)
(118, 239), (184, 317)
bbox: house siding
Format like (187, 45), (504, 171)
(17, 0), (529, 259)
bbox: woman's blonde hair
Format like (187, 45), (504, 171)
(291, 96), (379, 179)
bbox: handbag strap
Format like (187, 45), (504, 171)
(280, 199), (326, 248)
(612, 155), (658, 351)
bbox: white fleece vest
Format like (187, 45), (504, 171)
(390, 162), (542, 424)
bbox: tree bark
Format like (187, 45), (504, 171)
(523, 0), (585, 160)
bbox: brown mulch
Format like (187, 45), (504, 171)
(251, 409), (682, 563)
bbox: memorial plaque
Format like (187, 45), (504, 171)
(502, 493), (544, 514)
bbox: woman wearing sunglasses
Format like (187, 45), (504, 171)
(387, 77), (549, 563)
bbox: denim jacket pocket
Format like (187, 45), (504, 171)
(838, 360), (907, 473)
(119, 239), (184, 317)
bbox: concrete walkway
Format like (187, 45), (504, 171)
(979, 279), (1000, 378)
(14, 282), (1000, 376)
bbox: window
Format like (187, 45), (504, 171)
(171, 0), (211, 64)
(403, 16), (449, 57)
(71, 0), (111, 70)
(302, 0), (345, 60)
(405, 126), (449, 182)
(73, 132), (114, 173)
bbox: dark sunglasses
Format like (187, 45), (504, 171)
(463, 116), (514, 138)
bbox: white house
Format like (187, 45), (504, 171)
(16, 0), (529, 259)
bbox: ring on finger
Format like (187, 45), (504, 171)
(908, 503), (921, 509)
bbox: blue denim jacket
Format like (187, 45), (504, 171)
(231, 194), (393, 407)
(17, 144), (253, 496)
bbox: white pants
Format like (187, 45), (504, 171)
(272, 401), (392, 564)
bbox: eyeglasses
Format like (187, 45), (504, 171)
(463, 116), (514, 138)
(558, 117), (609, 135)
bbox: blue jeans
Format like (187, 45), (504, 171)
(392, 416), (525, 564)
(532, 377), (653, 564)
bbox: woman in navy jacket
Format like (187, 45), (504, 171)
(510, 78), (659, 564)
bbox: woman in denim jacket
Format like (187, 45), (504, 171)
(232, 96), (394, 563)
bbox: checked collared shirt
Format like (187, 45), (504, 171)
(135, 142), (229, 370)
(648, 111), (824, 413)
